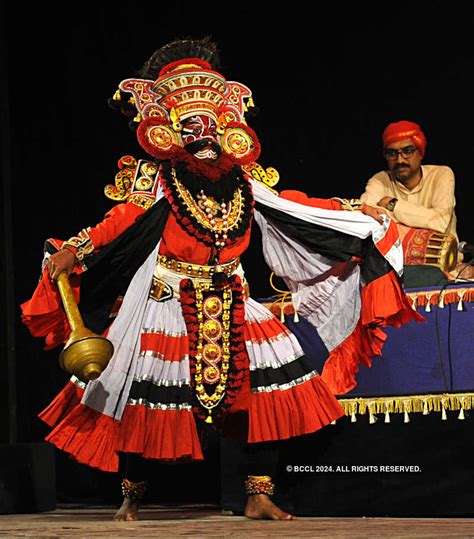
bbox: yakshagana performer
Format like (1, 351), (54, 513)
(21, 38), (422, 521)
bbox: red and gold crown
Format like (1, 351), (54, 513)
(114, 57), (260, 164)
(152, 58), (226, 123)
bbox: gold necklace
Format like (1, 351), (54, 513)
(171, 167), (244, 248)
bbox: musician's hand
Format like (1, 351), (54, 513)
(47, 249), (77, 280)
(361, 204), (387, 224)
(377, 196), (393, 208)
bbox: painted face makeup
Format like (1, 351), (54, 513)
(181, 115), (221, 161)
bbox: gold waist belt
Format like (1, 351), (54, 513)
(157, 255), (241, 279)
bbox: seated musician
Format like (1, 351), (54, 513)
(360, 120), (470, 284)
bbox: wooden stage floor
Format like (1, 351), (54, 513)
(0, 504), (473, 538)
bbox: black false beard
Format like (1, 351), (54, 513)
(169, 146), (236, 183)
(162, 159), (246, 203)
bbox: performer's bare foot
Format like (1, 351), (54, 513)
(244, 494), (297, 520)
(113, 498), (139, 521)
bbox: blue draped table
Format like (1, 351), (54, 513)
(264, 282), (474, 422)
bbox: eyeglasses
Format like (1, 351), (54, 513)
(384, 146), (418, 160)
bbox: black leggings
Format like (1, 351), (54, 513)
(246, 441), (280, 477)
(123, 453), (153, 482)
(124, 440), (279, 482)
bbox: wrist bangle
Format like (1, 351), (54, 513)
(386, 198), (398, 211)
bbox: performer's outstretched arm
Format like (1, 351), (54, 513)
(278, 188), (387, 223)
(46, 202), (147, 280)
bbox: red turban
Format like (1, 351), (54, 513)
(382, 120), (427, 157)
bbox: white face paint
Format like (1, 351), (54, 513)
(181, 115), (220, 161)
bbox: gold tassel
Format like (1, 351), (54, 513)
(205, 411), (213, 424)
(457, 290), (466, 311)
(402, 399), (411, 423)
(424, 399), (430, 415)
(280, 306), (285, 323)
(351, 411), (357, 423)
(291, 290), (300, 322)
(441, 404), (447, 421)
(133, 113), (142, 123)
(384, 409), (390, 423)
(458, 407), (465, 420)
(425, 294), (432, 312)
(438, 292), (445, 309)
(368, 402), (377, 424)
(411, 295), (418, 310)
(113, 89), (121, 101)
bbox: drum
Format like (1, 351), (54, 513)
(398, 226), (458, 273)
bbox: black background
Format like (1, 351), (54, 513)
(2, 2), (474, 505)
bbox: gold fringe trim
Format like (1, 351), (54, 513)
(264, 286), (474, 318)
(338, 393), (474, 422)
(407, 287), (474, 311)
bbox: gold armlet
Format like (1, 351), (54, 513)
(128, 193), (155, 210)
(62, 228), (94, 261)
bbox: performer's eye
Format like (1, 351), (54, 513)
(193, 128), (201, 135)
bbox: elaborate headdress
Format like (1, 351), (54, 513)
(382, 120), (427, 157)
(111, 38), (260, 165)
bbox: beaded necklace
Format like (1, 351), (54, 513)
(161, 164), (253, 255)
